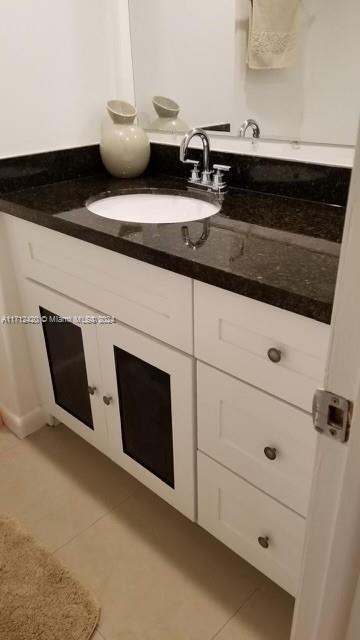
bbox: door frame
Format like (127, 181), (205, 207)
(291, 122), (360, 640)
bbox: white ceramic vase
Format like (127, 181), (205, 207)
(100, 100), (150, 179)
(150, 96), (188, 133)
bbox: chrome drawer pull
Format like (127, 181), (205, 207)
(264, 446), (278, 461)
(267, 348), (282, 363)
(103, 395), (113, 406)
(258, 535), (270, 549)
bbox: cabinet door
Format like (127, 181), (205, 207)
(97, 321), (195, 520)
(23, 281), (108, 451)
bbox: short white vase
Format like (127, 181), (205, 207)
(100, 100), (150, 179)
(150, 96), (188, 133)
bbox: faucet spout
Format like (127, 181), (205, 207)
(239, 119), (260, 139)
(180, 128), (211, 173)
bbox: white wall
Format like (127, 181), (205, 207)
(233, 0), (360, 146)
(129, 0), (235, 129)
(0, 0), (120, 159)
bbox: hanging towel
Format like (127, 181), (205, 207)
(248, 0), (300, 69)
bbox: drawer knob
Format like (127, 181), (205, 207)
(267, 348), (282, 363)
(258, 535), (270, 549)
(264, 446), (278, 461)
(88, 385), (97, 396)
(103, 395), (113, 406)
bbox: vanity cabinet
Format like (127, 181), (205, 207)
(4, 216), (331, 595)
(23, 279), (196, 520)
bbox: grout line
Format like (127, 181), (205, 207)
(51, 486), (141, 556)
(209, 584), (262, 640)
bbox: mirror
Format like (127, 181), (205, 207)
(129, 0), (360, 147)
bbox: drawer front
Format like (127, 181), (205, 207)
(198, 452), (305, 596)
(194, 282), (330, 411)
(198, 363), (316, 516)
(7, 218), (193, 354)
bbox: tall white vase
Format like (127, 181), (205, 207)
(100, 100), (150, 179)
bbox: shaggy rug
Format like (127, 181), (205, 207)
(0, 515), (100, 640)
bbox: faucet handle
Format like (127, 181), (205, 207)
(184, 159), (201, 183)
(212, 164), (231, 192)
(184, 159), (200, 166)
(213, 164), (231, 173)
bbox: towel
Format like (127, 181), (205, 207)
(248, 0), (300, 69)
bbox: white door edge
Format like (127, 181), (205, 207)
(291, 119), (360, 640)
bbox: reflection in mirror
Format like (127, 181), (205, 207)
(129, 0), (360, 146)
(129, 0), (235, 134)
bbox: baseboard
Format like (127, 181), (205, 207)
(0, 404), (49, 439)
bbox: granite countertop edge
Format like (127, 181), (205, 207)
(0, 174), (344, 325)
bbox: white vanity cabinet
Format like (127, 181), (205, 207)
(9, 217), (197, 520)
(23, 279), (196, 520)
(4, 216), (331, 595)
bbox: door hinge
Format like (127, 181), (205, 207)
(312, 389), (353, 443)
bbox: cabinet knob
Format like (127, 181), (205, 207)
(258, 536), (270, 549)
(103, 395), (113, 406)
(88, 385), (97, 396)
(264, 446), (278, 461)
(267, 348), (282, 363)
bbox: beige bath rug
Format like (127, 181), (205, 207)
(0, 515), (100, 640)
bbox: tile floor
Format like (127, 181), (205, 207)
(0, 423), (294, 640)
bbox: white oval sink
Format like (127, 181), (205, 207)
(86, 192), (220, 224)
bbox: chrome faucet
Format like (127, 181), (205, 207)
(239, 119), (260, 139)
(180, 128), (213, 187)
(180, 128), (230, 193)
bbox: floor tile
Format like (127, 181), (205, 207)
(0, 424), (139, 551)
(56, 486), (264, 640)
(0, 423), (20, 454)
(213, 580), (294, 640)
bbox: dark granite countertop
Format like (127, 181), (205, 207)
(0, 173), (344, 324)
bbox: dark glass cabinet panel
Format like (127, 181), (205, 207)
(114, 346), (175, 488)
(40, 307), (94, 429)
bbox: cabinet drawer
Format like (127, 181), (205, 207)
(7, 217), (193, 354)
(198, 453), (305, 596)
(194, 282), (330, 410)
(198, 363), (316, 516)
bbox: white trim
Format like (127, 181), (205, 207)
(0, 403), (48, 439)
(291, 122), (360, 640)
(148, 131), (354, 168)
